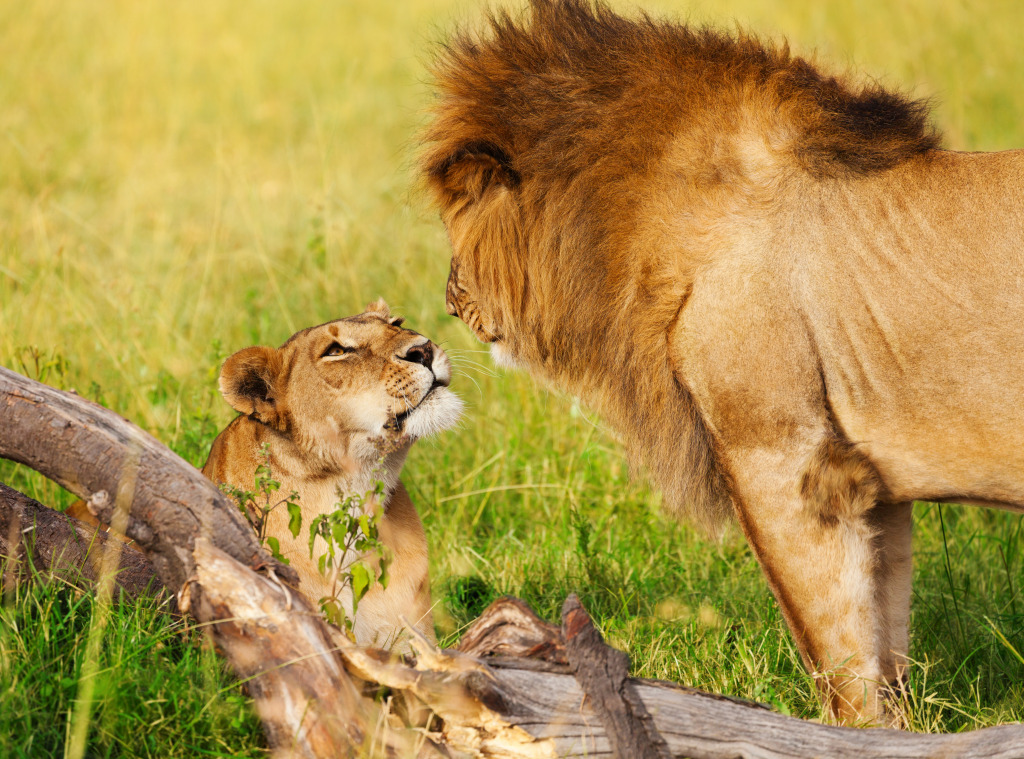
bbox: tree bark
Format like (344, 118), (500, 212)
(0, 366), (296, 593)
(0, 482), (163, 599)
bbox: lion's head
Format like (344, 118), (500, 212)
(421, 0), (937, 527)
(218, 299), (463, 474)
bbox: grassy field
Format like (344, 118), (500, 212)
(2, 0), (1023, 755)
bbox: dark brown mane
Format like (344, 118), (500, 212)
(424, 0), (939, 183)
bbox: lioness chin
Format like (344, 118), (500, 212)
(422, 0), (1024, 725)
(202, 300), (462, 650)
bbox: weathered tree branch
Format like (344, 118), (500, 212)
(181, 539), (416, 758)
(0, 481), (162, 599)
(0, 368), (378, 757)
(562, 594), (672, 759)
(0, 366), (296, 592)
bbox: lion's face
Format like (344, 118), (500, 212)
(436, 151), (534, 372)
(218, 300), (462, 467)
(444, 253), (520, 367)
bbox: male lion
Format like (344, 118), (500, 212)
(421, 0), (1024, 724)
(202, 301), (462, 649)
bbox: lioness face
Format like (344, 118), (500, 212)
(219, 300), (462, 469)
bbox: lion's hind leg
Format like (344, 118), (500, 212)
(867, 500), (914, 723)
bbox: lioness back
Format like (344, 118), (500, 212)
(202, 300), (462, 650)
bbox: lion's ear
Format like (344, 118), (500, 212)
(219, 346), (284, 426)
(432, 142), (519, 200)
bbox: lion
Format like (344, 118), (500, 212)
(420, 0), (1024, 724)
(201, 300), (462, 650)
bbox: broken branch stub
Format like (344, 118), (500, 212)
(561, 594), (672, 759)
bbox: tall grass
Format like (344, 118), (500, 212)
(1, 0), (1022, 754)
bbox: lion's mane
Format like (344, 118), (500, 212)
(422, 0), (940, 528)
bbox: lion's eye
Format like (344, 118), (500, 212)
(322, 342), (355, 358)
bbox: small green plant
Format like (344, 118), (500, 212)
(219, 442), (302, 566)
(307, 478), (392, 635)
(221, 444), (392, 635)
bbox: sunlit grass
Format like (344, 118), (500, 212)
(1, 0), (1022, 753)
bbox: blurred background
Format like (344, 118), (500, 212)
(1, 0), (1022, 754)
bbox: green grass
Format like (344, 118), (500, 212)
(2, 0), (1023, 754)
(0, 571), (264, 758)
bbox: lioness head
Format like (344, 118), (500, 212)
(218, 299), (462, 474)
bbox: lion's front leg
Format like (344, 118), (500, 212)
(724, 437), (899, 725)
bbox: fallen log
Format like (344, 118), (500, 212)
(0, 367), (389, 757)
(349, 595), (1024, 759)
(0, 366), (293, 592)
(3, 365), (1023, 758)
(0, 481), (162, 599)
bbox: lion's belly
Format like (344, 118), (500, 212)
(812, 278), (1024, 507)
(803, 152), (1024, 508)
(831, 375), (1024, 509)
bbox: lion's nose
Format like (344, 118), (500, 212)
(399, 341), (434, 368)
(445, 299), (458, 316)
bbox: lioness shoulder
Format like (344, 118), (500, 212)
(202, 300), (462, 650)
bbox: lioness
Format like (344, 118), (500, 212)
(422, 0), (1024, 724)
(202, 301), (462, 649)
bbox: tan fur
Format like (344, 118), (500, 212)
(421, 0), (1024, 724)
(202, 301), (462, 650)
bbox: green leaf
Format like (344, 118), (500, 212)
(351, 563), (371, 603)
(319, 599), (345, 629)
(265, 536), (290, 566)
(317, 552), (328, 576)
(308, 515), (326, 557)
(331, 522), (347, 547)
(287, 501), (302, 538)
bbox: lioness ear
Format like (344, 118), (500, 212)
(365, 299), (405, 327)
(365, 298), (391, 319)
(219, 346), (284, 427)
(432, 141), (519, 200)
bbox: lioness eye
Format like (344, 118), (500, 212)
(322, 342), (354, 357)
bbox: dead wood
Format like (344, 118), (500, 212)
(0, 366), (296, 593)
(0, 481), (163, 599)
(456, 595), (566, 664)
(364, 597), (1024, 759)
(0, 368), (384, 757)
(561, 594), (672, 759)
(181, 539), (429, 758)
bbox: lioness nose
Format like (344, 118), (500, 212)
(400, 341), (434, 368)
